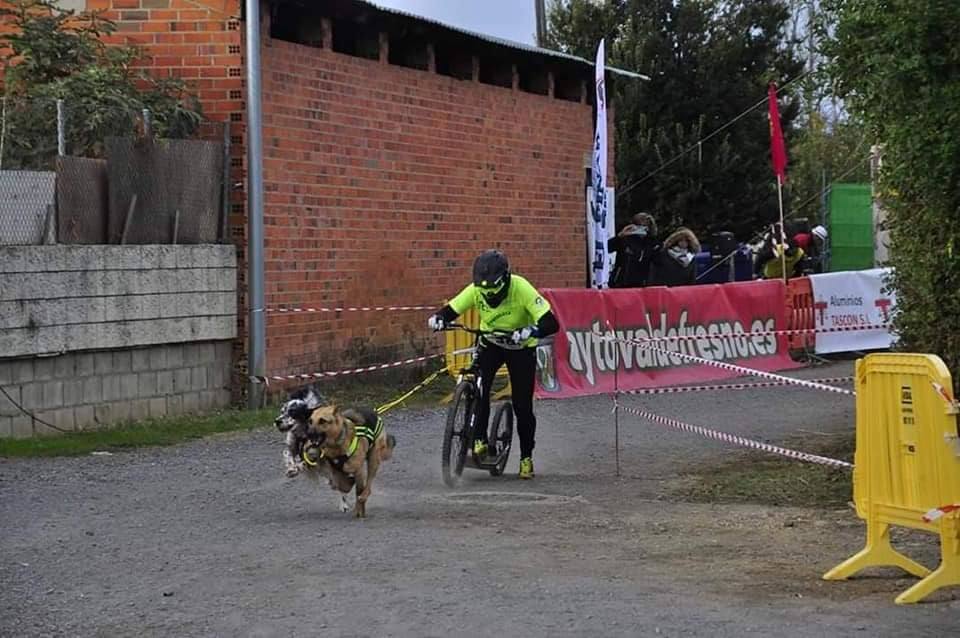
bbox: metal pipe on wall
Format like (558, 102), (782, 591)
(56, 99), (65, 156)
(245, 0), (266, 408)
(142, 108), (152, 139)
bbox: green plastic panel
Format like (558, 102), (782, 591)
(829, 182), (874, 272)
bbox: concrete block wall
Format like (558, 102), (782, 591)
(0, 341), (233, 438)
(0, 245), (237, 358)
(0, 244), (238, 438)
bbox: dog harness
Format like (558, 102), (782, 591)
(301, 410), (384, 471)
(334, 414), (384, 463)
(351, 414), (385, 449)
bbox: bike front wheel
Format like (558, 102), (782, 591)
(488, 401), (514, 477)
(442, 381), (475, 488)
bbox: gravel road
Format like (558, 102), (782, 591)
(2, 361), (956, 637)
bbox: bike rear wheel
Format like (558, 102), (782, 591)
(442, 381), (475, 488)
(488, 401), (514, 477)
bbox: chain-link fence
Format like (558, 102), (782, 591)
(0, 96), (229, 246)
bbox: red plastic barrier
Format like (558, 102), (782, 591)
(785, 277), (815, 354)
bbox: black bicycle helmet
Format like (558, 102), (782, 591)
(472, 249), (511, 307)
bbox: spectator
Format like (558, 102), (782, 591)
(792, 230), (814, 275)
(810, 225), (828, 272)
(754, 224), (805, 280)
(649, 227), (701, 286)
(754, 224), (780, 275)
(607, 212), (658, 288)
(793, 224), (828, 275)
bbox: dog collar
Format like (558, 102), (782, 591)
(336, 415), (362, 459)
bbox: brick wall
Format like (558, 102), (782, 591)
(259, 37), (606, 377)
(85, 0), (247, 243)
(0, 341), (233, 438)
(80, 0), (250, 388)
(89, 0), (243, 116)
(6, 1), (615, 384)
(1, 1), (243, 120)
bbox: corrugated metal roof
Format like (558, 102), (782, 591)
(360, 0), (648, 80)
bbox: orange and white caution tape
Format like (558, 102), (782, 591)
(634, 323), (890, 345)
(931, 381), (958, 408)
(605, 333), (856, 396)
(618, 376), (854, 396)
(617, 401), (854, 470)
(784, 323), (889, 335)
(251, 304), (436, 314)
(250, 347), (472, 385)
(922, 504), (960, 523)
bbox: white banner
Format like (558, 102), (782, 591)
(586, 186), (616, 284)
(588, 39), (610, 288)
(809, 267), (897, 354)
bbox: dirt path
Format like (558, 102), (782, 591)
(2, 361), (957, 637)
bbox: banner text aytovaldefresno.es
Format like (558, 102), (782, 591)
(566, 310), (778, 385)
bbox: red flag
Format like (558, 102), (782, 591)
(767, 82), (787, 184)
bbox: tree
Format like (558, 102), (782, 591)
(787, 113), (869, 223)
(0, 0), (202, 169)
(778, 0), (870, 221)
(822, 0), (960, 391)
(545, 0), (804, 240)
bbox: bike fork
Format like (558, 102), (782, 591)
(469, 378), (483, 446)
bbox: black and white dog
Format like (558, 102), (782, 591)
(274, 383), (354, 513)
(273, 384), (328, 478)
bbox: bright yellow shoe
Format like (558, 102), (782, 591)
(473, 440), (488, 458)
(518, 457), (534, 479)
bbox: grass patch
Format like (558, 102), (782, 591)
(0, 368), (469, 458)
(0, 362), (519, 459)
(0, 407), (276, 458)
(677, 433), (855, 508)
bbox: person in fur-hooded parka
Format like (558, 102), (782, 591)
(649, 227), (701, 286)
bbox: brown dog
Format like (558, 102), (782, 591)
(305, 405), (396, 518)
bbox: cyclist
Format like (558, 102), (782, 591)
(428, 250), (559, 479)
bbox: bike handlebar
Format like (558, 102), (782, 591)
(443, 323), (513, 337)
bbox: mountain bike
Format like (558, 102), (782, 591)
(441, 324), (514, 488)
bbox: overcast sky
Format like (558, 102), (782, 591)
(370, 0), (538, 45)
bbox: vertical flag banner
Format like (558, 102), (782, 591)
(767, 82), (788, 184)
(588, 39), (610, 289)
(768, 82), (789, 281)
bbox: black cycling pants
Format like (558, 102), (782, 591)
(475, 343), (537, 459)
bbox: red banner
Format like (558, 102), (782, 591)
(534, 280), (801, 399)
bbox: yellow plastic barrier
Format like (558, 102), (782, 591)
(823, 353), (960, 604)
(444, 307), (479, 377)
(443, 307), (510, 399)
